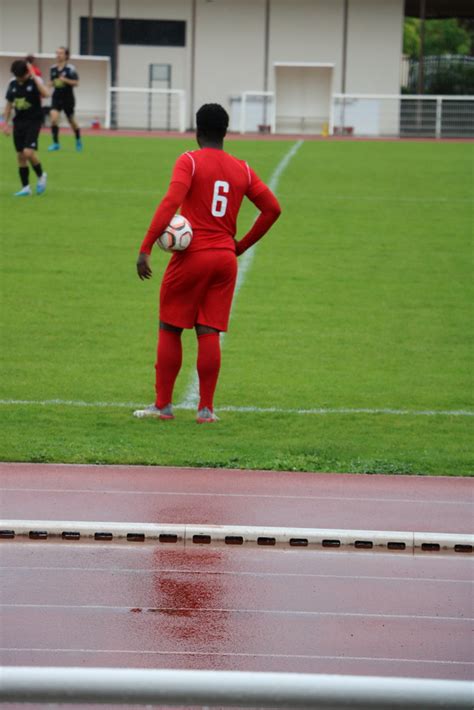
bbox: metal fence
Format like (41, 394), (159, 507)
(332, 94), (474, 138)
(107, 87), (186, 131)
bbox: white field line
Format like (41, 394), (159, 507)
(1, 604), (469, 622)
(0, 398), (472, 417)
(179, 139), (304, 409)
(0, 181), (471, 203)
(1, 648), (471, 665)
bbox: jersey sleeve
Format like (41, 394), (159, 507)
(245, 165), (269, 201)
(5, 83), (14, 102)
(68, 65), (79, 80)
(170, 153), (195, 188)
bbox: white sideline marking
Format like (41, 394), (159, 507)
(2, 649), (471, 665)
(1, 604), (469, 622)
(179, 139), (304, 409)
(0, 398), (472, 417)
(3, 567), (471, 585)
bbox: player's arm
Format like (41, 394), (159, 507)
(3, 101), (12, 134)
(28, 67), (50, 98)
(136, 181), (190, 280)
(235, 187), (281, 256)
(61, 76), (79, 87)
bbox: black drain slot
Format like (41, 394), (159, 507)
(94, 532), (113, 541)
(421, 543), (440, 552)
(454, 544), (472, 553)
(257, 537), (276, 546)
(62, 531), (80, 540)
(225, 536), (244, 545)
(127, 533), (145, 542)
(29, 530), (47, 540)
(0, 530), (15, 539)
(289, 538), (308, 547)
(193, 534), (211, 544)
(159, 534), (178, 543)
(355, 540), (373, 549)
(388, 541), (406, 550)
(322, 539), (341, 548)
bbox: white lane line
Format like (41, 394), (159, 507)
(1, 604), (470, 622)
(2, 486), (471, 507)
(1, 398), (472, 417)
(2, 648), (471, 665)
(3, 567), (472, 584)
(179, 139), (304, 409)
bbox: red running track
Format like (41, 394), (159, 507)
(0, 463), (473, 708)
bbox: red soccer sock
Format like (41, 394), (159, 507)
(197, 333), (221, 411)
(155, 329), (182, 409)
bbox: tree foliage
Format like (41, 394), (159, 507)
(403, 18), (472, 59)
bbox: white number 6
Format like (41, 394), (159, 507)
(211, 180), (229, 217)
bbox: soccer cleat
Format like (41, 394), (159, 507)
(36, 172), (47, 195)
(13, 185), (32, 197)
(196, 407), (219, 424)
(133, 404), (174, 420)
(47, 142), (60, 151)
(76, 140), (83, 152)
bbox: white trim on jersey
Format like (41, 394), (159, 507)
(185, 152), (196, 176)
(245, 161), (252, 186)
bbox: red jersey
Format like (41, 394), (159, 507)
(170, 148), (268, 252)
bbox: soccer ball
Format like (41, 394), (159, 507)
(157, 215), (193, 252)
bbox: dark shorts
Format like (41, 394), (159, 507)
(52, 95), (75, 118)
(13, 121), (42, 152)
(160, 249), (238, 332)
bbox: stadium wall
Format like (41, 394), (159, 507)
(0, 0), (404, 132)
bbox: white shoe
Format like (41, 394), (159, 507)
(14, 185), (32, 197)
(36, 172), (47, 195)
(133, 404), (174, 420)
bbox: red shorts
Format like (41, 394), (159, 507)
(160, 249), (238, 331)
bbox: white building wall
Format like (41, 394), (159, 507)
(0, 0), (405, 132)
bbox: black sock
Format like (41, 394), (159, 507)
(52, 125), (59, 143)
(19, 167), (29, 187)
(75, 128), (81, 140)
(32, 162), (43, 178)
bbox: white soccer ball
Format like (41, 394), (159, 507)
(158, 214), (193, 252)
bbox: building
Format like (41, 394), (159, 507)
(0, 0), (406, 133)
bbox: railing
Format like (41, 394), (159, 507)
(332, 94), (474, 139)
(1, 668), (472, 708)
(107, 87), (186, 132)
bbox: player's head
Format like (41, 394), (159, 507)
(11, 60), (29, 81)
(25, 54), (36, 65)
(196, 103), (229, 145)
(56, 46), (69, 62)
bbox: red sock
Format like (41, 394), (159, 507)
(197, 333), (221, 411)
(155, 329), (182, 409)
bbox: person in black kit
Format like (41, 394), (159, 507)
(3, 59), (49, 197)
(48, 46), (82, 152)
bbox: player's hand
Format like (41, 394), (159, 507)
(137, 253), (152, 280)
(3, 125), (11, 136)
(26, 62), (33, 76)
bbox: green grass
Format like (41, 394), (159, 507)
(0, 133), (472, 475)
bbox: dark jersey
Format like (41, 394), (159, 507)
(50, 63), (78, 100)
(5, 77), (42, 123)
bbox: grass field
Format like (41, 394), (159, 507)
(0, 131), (472, 475)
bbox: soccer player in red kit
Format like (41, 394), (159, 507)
(134, 103), (281, 423)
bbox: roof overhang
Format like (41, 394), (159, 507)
(405, 0), (474, 19)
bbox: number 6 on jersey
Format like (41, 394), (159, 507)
(211, 180), (229, 217)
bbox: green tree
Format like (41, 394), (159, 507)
(403, 18), (472, 59)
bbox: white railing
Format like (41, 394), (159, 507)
(332, 94), (474, 139)
(1, 668), (472, 708)
(107, 87), (186, 132)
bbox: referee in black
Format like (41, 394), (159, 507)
(3, 59), (49, 196)
(48, 47), (82, 152)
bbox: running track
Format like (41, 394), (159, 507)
(1, 463), (473, 708)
